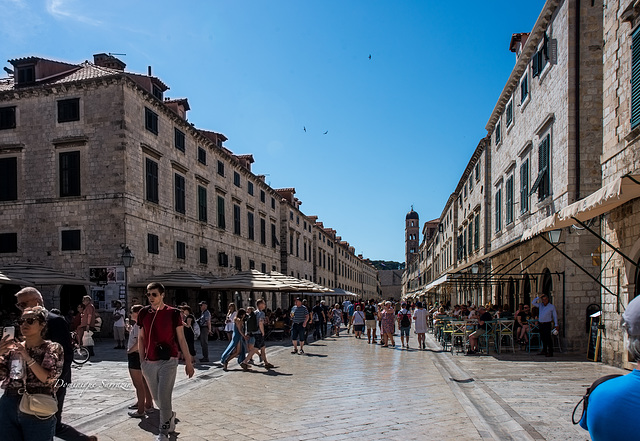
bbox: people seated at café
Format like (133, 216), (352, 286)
(467, 306), (493, 354)
(517, 305), (531, 344)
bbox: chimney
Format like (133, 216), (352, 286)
(93, 53), (126, 71)
(148, 66), (152, 76)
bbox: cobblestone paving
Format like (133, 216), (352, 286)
(55, 331), (625, 441)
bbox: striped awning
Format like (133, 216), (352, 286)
(202, 270), (295, 291)
(268, 272), (326, 293)
(0, 271), (34, 286)
(130, 270), (214, 288)
(0, 263), (90, 286)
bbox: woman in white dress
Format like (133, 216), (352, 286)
(224, 303), (237, 341)
(413, 301), (428, 350)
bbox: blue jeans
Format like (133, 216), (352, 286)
(400, 327), (411, 337)
(0, 393), (56, 441)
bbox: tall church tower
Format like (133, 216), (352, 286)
(405, 206), (419, 265)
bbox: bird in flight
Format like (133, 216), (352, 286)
(323, 131), (328, 135)
(368, 54), (371, 60)
(303, 126), (306, 132)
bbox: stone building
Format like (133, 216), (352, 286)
(595, 0), (640, 368)
(402, 0), (606, 352)
(379, 269), (404, 301)
(0, 53), (380, 317)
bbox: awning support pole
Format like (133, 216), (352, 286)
(541, 236), (617, 298)
(572, 216), (638, 268)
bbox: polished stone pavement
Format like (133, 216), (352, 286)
(57, 330), (624, 440)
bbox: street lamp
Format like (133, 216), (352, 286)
(471, 263), (479, 274)
(121, 246), (135, 268)
(548, 229), (562, 244)
(120, 245), (134, 306)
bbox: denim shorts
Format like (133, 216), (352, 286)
(400, 327), (411, 337)
(249, 333), (265, 349)
(291, 323), (305, 341)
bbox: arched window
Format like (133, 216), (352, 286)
(523, 274), (531, 306)
(507, 277), (516, 312)
(542, 268), (553, 301)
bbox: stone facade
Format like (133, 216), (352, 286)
(0, 54), (380, 318)
(402, 0), (605, 353)
(599, 0), (640, 368)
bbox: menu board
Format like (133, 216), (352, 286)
(587, 311), (601, 361)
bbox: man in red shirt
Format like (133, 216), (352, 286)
(76, 295), (95, 346)
(138, 282), (194, 440)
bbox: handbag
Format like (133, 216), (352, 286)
(82, 330), (94, 346)
(19, 377), (58, 419)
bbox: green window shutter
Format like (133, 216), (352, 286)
(632, 26), (640, 128)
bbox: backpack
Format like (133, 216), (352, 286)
(400, 312), (411, 328)
(191, 316), (200, 338)
(364, 306), (375, 320)
(572, 374), (623, 430)
(246, 312), (258, 333)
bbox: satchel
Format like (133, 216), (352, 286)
(19, 390), (58, 419)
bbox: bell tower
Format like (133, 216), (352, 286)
(405, 206), (419, 265)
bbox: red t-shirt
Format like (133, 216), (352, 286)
(137, 305), (183, 361)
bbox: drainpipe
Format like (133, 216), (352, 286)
(575, 0), (581, 201)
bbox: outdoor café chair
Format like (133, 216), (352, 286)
(496, 319), (515, 354)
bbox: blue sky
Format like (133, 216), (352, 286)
(1, 0), (545, 263)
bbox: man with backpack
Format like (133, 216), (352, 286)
(397, 302), (412, 349)
(197, 301), (212, 363)
(581, 295), (640, 440)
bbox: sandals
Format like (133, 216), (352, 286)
(128, 410), (146, 418)
(291, 349), (298, 354)
(241, 362), (251, 371)
(264, 362), (274, 369)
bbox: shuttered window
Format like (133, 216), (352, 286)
(217, 196), (226, 229)
(174, 173), (186, 214)
(520, 159), (530, 213)
(59, 151), (81, 197)
(0, 157), (17, 201)
(506, 175), (514, 225)
(530, 134), (550, 200)
(197, 186), (207, 222)
(495, 188), (502, 232)
(233, 204), (241, 235)
(632, 26), (640, 128)
(474, 211), (480, 250)
(145, 158), (159, 203)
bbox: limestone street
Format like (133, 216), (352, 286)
(57, 333), (624, 441)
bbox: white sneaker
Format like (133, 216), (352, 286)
(169, 411), (176, 433)
(160, 411), (176, 434)
(155, 434), (169, 441)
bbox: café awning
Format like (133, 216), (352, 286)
(0, 271), (34, 286)
(521, 174), (640, 242)
(0, 263), (91, 286)
(425, 274), (448, 292)
(268, 271), (325, 293)
(130, 270), (214, 288)
(202, 269), (294, 291)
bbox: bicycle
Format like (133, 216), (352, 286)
(70, 331), (91, 365)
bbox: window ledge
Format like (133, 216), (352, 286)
(538, 62), (552, 84)
(624, 125), (640, 144)
(520, 95), (531, 113)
